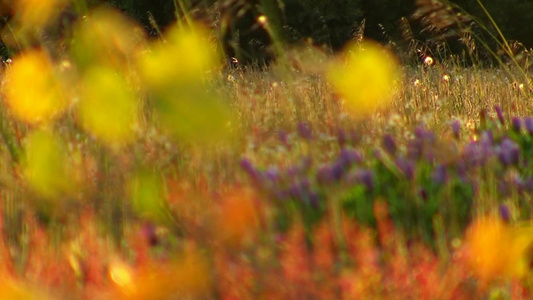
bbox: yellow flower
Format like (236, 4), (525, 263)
(129, 171), (168, 223)
(15, 0), (68, 29)
(137, 23), (219, 94)
(327, 40), (401, 119)
(137, 23), (233, 144)
(2, 50), (67, 125)
(465, 216), (533, 282)
(22, 129), (76, 200)
(77, 66), (139, 147)
(70, 7), (146, 72)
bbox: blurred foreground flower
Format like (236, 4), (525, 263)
(110, 249), (211, 300)
(465, 216), (533, 283)
(214, 187), (260, 248)
(77, 66), (139, 147)
(137, 23), (218, 92)
(129, 170), (168, 223)
(2, 50), (67, 125)
(137, 23), (233, 143)
(14, 0), (68, 30)
(0, 274), (50, 300)
(70, 7), (146, 72)
(327, 40), (401, 119)
(22, 129), (76, 201)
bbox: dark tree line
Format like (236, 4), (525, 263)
(1, 0), (533, 64)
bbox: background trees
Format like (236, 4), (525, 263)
(1, 0), (533, 63)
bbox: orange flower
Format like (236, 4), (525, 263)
(214, 187), (260, 248)
(465, 216), (533, 282)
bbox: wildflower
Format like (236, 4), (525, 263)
(396, 157), (414, 180)
(525, 117), (533, 135)
(442, 74), (450, 82)
(137, 22), (233, 144)
(130, 171), (168, 223)
(22, 129), (76, 200)
(355, 169), (374, 191)
(71, 7), (146, 72)
(498, 138), (520, 167)
(451, 120), (461, 139)
(499, 204), (511, 223)
(77, 66), (139, 147)
(327, 40), (401, 119)
(413, 79), (421, 86)
(2, 50), (67, 125)
(431, 164), (447, 185)
(297, 121), (313, 140)
(137, 23), (218, 93)
(14, 0), (68, 30)
(424, 56), (434, 66)
(494, 105), (505, 125)
(111, 249), (211, 299)
(511, 117), (522, 133)
(215, 188), (259, 247)
(382, 134), (397, 156)
(465, 216), (533, 282)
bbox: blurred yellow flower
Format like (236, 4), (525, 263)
(77, 66), (139, 147)
(2, 50), (67, 125)
(22, 129), (76, 200)
(70, 7), (146, 72)
(465, 216), (533, 282)
(137, 23), (233, 144)
(15, 0), (68, 29)
(327, 40), (401, 119)
(137, 23), (218, 94)
(130, 170), (168, 223)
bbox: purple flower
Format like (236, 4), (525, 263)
(278, 130), (291, 149)
(463, 140), (492, 167)
(396, 157), (414, 180)
(451, 120), (461, 140)
(355, 169), (374, 191)
(494, 105), (505, 125)
(265, 167), (280, 183)
(317, 165), (334, 184)
(521, 177), (533, 193)
(499, 204), (511, 223)
(339, 148), (362, 166)
(525, 117), (533, 135)
(498, 138), (520, 166)
(297, 122), (313, 140)
(382, 134), (397, 156)
(407, 139), (423, 160)
(240, 158), (260, 181)
(330, 161), (345, 180)
(432, 164), (447, 185)
(309, 192), (320, 208)
(511, 117), (522, 133)
(141, 222), (158, 246)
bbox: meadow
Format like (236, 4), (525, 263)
(1, 1), (533, 299)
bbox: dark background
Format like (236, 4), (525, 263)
(1, 0), (533, 64)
